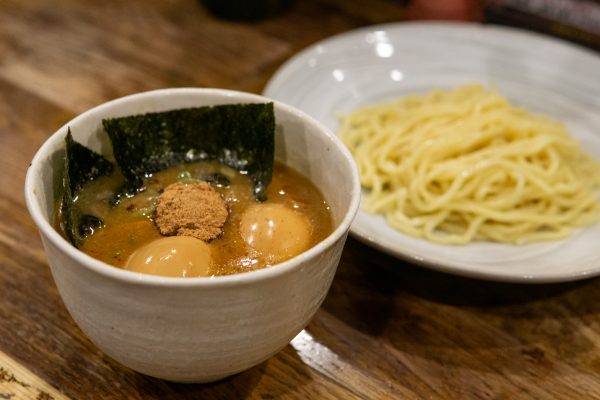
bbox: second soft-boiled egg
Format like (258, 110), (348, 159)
(239, 203), (311, 264)
(125, 236), (212, 278)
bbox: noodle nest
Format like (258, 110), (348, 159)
(338, 84), (600, 245)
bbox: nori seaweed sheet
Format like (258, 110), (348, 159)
(102, 102), (275, 200)
(62, 129), (113, 246)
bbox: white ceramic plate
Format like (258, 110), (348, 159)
(264, 22), (600, 283)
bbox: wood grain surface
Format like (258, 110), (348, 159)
(2, 0), (600, 399)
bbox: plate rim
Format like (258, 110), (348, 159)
(264, 21), (600, 97)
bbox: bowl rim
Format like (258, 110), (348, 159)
(24, 87), (361, 287)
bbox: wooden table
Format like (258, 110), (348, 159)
(2, 1), (600, 399)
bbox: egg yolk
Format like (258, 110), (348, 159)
(125, 236), (212, 278)
(239, 203), (311, 263)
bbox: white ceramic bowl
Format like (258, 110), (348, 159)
(24, 88), (361, 382)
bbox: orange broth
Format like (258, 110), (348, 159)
(59, 161), (333, 276)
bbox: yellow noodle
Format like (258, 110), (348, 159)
(339, 84), (600, 245)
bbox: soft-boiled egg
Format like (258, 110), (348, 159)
(239, 203), (311, 263)
(125, 236), (212, 277)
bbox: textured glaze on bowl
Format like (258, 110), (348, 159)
(24, 88), (360, 382)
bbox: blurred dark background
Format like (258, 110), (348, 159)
(203, 0), (600, 52)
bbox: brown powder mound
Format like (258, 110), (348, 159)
(155, 181), (228, 242)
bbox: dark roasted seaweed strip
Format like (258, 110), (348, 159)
(102, 103), (274, 200)
(65, 129), (114, 193)
(62, 129), (113, 246)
